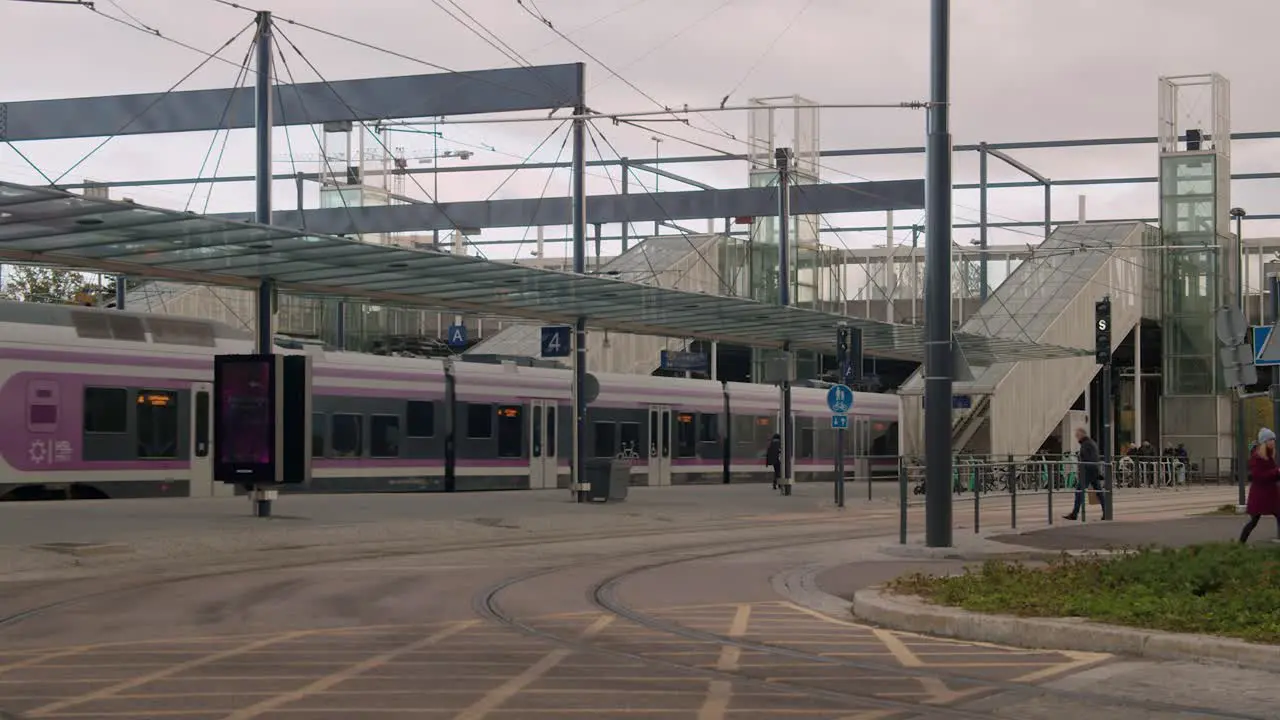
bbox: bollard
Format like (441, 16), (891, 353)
(867, 456), (873, 503)
(1100, 456), (1111, 517)
(1045, 460), (1053, 524)
(973, 461), (981, 534)
(1007, 455), (1017, 530)
(898, 459), (908, 545)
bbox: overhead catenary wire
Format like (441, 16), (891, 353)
(588, 120), (731, 291)
(202, 0), (568, 108)
(273, 24), (497, 260)
(514, 0), (759, 156)
(185, 35), (258, 212)
(582, 123), (666, 288)
(48, 18), (258, 186)
(719, 0), (816, 107)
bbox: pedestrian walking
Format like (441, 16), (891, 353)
(1240, 428), (1280, 544)
(765, 433), (782, 490)
(1063, 427), (1107, 520)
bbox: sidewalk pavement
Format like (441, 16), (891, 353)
(0, 483), (1238, 583)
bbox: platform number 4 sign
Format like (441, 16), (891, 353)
(541, 325), (571, 358)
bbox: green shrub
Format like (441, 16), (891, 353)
(889, 543), (1280, 643)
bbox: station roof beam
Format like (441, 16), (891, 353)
(0, 181), (1092, 366)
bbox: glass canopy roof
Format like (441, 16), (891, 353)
(0, 181), (1090, 365)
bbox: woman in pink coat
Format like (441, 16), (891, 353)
(1240, 427), (1280, 543)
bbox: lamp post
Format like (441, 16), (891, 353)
(1230, 206), (1248, 507)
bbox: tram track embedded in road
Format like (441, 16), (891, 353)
(478, 530), (1014, 720)
(0, 513), (867, 636)
(479, 531), (1270, 720)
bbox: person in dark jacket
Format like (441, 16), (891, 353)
(1064, 427), (1107, 520)
(1240, 428), (1280, 543)
(765, 434), (782, 490)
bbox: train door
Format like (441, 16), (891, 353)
(528, 399), (558, 489)
(852, 416), (872, 481)
(647, 405), (672, 486)
(190, 383), (220, 497)
(777, 409), (796, 481)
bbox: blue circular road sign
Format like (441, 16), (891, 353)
(826, 384), (854, 414)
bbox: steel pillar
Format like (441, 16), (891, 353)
(978, 144), (988, 302)
(924, 0), (955, 547)
(777, 147), (795, 497)
(252, 10), (275, 519)
(571, 97), (588, 504)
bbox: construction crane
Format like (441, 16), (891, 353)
(274, 148), (474, 197)
(272, 149), (474, 168)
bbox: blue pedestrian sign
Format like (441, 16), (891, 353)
(826, 384), (854, 414)
(831, 414), (849, 430)
(1254, 326), (1280, 367)
(540, 325), (572, 358)
(446, 324), (468, 350)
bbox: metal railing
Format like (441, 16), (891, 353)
(892, 454), (1143, 543)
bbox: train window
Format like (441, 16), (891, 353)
(84, 387), (128, 433)
(619, 422), (640, 457)
(136, 389), (179, 459)
(496, 405), (521, 458)
(675, 413), (696, 458)
(311, 412), (325, 458)
(799, 427), (815, 459)
(194, 391), (210, 458)
(871, 421), (899, 456)
(29, 404), (58, 427)
(467, 404), (493, 439)
(331, 414), (363, 457)
(546, 406), (556, 454)
(731, 415), (754, 447)
(593, 422), (616, 458)
(406, 401), (434, 438)
(698, 414), (718, 443)
(753, 417), (775, 449)
(370, 415), (401, 458)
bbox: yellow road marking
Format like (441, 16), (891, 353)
(1010, 650), (1111, 683)
(697, 603), (753, 720)
(25, 630), (317, 717)
(221, 620), (477, 720)
(450, 615), (614, 720)
(915, 676), (987, 705)
(871, 629), (925, 668)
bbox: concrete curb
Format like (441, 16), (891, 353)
(852, 586), (1280, 672)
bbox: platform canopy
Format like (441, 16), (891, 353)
(0, 181), (1091, 364)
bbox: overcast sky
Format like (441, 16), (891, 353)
(2, 0), (1278, 266)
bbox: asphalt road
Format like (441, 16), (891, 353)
(0, 485), (1267, 720)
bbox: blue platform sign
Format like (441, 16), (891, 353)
(1254, 326), (1280, 367)
(540, 325), (572, 358)
(660, 350), (709, 373)
(831, 414), (849, 430)
(446, 324), (467, 350)
(826, 384), (854, 414)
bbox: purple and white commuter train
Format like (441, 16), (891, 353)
(0, 300), (902, 501)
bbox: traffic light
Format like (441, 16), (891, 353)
(1094, 297), (1112, 365)
(836, 326), (863, 385)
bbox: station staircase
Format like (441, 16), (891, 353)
(899, 221), (1155, 457)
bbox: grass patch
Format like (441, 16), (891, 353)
(889, 543), (1280, 644)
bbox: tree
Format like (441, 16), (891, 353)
(0, 266), (116, 305)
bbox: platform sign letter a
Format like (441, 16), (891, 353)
(446, 324), (468, 350)
(541, 325), (571, 358)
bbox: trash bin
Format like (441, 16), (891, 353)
(583, 459), (630, 502)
